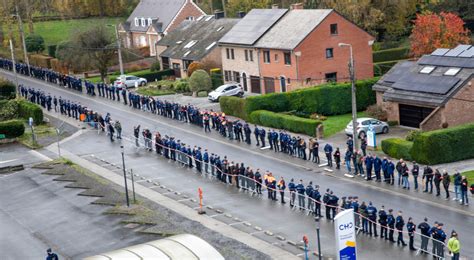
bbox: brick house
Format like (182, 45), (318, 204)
(156, 15), (238, 78)
(373, 45), (474, 130)
(255, 8), (374, 93)
(118, 0), (205, 57)
(218, 8), (288, 93)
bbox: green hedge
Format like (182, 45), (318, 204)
(249, 110), (321, 136)
(244, 78), (378, 117)
(374, 60), (401, 76)
(110, 69), (174, 83)
(373, 47), (410, 63)
(411, 124), (474, 165)
(381, 138), (413, 161)
(220, 96), (248, 121)
(0, 119), (25, 138)
(17, 100), (43, 124)
(0, 80), (16, 100)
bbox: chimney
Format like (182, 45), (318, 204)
(237, 11), (246, 18)
(290, 3), (303, 10)
(214, 10), (225, 19)
(272, 4), (279, 9)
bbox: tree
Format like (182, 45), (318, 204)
(187, 61), (203, 77)
(225, 0), (271, 17)
(409, 12), (470, 57)
(25, 34), (45, 53)
(189, 69), (212, 96)
(56, 25), (116, 80)
(150, 61), (160, 72)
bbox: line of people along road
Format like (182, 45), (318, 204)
(16, 84), (461, 260)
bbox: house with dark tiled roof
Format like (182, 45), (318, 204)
(373, 44), (474, 130)
(156, 15), (239, 78)
(118, 0), (205, 56)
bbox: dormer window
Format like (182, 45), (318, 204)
(134, 18), (139, 26)
(420, 66), (435, 74)
(148, 18), (153, 26)
(141, 18), (146, 27)
(184, 40), (197, 49)
(216, 26), (224, 32)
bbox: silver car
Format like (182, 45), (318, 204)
(208, 83), (244, 102)
(114, 75), (147, 89)
(345, 117), (389, 138)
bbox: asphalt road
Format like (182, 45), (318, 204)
(2, 70), (474, 259)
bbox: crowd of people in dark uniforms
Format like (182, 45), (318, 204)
(1, 58), (468, 259)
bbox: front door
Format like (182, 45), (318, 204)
(172, 63), (181, 78)
(264, 77), (275, 94)
(250, 76), (261, 93)
(242, 73), (248, 91)
(280, 76), (286, 92)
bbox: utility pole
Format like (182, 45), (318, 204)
(121, 145), (130, 207)
(339, 43), (358, 153)
(15, 4), (30, 76)
(9, 39), (19, 94)
(114, 24), (124, 75)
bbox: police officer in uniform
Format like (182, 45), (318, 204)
(378, 205), (388, 239)
(288, 178), (296, 208)
(296, 180), (305, 210)
(387, 209), (396, 242)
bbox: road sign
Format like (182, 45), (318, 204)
(367, 124), (376, 148)
(334, 209), (357, 260)
(28, 117), (33, 126)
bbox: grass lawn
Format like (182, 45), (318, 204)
(462, 170), (474, 184)
(135, 87), (175, 96)
(7, 17), (124, 47)
(18, 123), (56, 149)
(323, 111), (367, 137)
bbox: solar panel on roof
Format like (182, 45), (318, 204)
(391, 74), (460, 95)
(444, 45), (471, 57)
(418, 56), (474, 68)
(458, 47), (474, 58)
(431, 48), (450, 56)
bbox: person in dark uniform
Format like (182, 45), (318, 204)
(407, 217), (417, 251)
(324, 143), (333, 167)
(395, 211), (407, 246)
(423, 165), (434, 193)
(296, 180), (305, 210)
(334, 148), (341, 169)
(254, 169), (262, 194)
(378, 205), (388, 239)
(46, 248), (59, 260)
(244, 124), (251, 145)
(366, 202), (378, 237)
(254, 125), (260, 146)
(288, 178), (296, 207)
(277, 177), (286, 204)
(312, 185), (322, 217)
(387, 209), (396, 242)
(434, 169), (442, 196)
(259, 128), (266, 147)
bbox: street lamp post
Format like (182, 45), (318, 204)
(315, 216), (322, 260)
(121, 145), (130, 207)
(14, 4), (30, 76)
(109, 24), (124, 76)
(338, 43), (358, 152)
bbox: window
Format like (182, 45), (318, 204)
(205, 42), (217, 50)
(275, 54), (279, 62)
(134, 18), (139, 26)
(148, 18), (153, 26)
(284, 52), (291, 65)
(249, 50), (254, 61)
(325, 72), (337, 82)
(287, 78), (291, 84)
(183, 60), (193, 70)
(326, 48), (334, 59)
(197, 15), (205, 21)
(224, 70), (231, 81)
(141, 18), (146, 27)
(420, 66), (435, 74)
(444, 68), (461, 76)
(330, 24), (338, 35)
(216, 26), (224, 32)
(183, 51), (191, 57)
(205, 15), (213, 21)
(226, 48), (230, 59)
(245, 50), (249, 61)
(184, 40), (197, 48)
(176, 40), (183, 44)
(233, 71), (240, 83)
(230, 48), (235, 59)
(263, 50), (271, 63)
(186, 16), (195, 21)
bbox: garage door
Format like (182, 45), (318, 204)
(399, 104), (434, 128)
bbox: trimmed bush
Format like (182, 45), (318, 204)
(220, 96), (247, 121)
(47, 45), (57, 58)
(411, 123), (474, 165)
(249, 110), (321, 136)
(110, 69), (174, 83)
(17, 100), (43, 124)
(373, 47), (410, 63)
(244, 78), (378, 117)
(210, 69), (223, 89)
(381, 138), (413, 161)
(0, 79), (16, 100)
(0, 119), (25, 138)
(0, 99), (19, 121)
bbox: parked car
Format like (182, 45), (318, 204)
(114, 75), (147, 89)
(208, 83), (244, 102)
(345, 117), (389, 138)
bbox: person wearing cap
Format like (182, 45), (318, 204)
(288, 178), (296, 207)
(407, 217), (416, 251)
(366, 202), (378, 237)
(378, 206), (388, 239)
(447, 231), (460, 260)
(312, 185), (322, 217)
(432, 223), (447, 259)
(46, 248), (59, 260)
(386, 209), (395, 242)
(277, 177), (286, 204)
(417, 217), (431, 254)
(296, 180), (306, 210)
(395, 210), (407, 246)
(306, 181), (314, 213)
